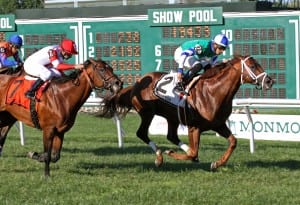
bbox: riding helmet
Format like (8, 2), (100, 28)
(8, 34), (23, 48)
(212, 34), (229, 48)
(60, 39), (78, 55)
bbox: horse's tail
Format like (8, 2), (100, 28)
(95, 85), (133, 118)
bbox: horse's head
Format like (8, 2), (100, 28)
(83, 58), (123, 96)
(235, 55), (274, 90)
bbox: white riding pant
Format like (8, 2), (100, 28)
(174, 47), (210, 69)
(24, 61), (62, 81)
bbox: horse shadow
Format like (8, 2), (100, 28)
(245, 159), (300, 170)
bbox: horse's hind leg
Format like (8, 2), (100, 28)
(136, 112), (163, 167)
(164, 120), (196, 161)
(211, 123), (237, 171)
(0, 125), (14, 156)
(0, 113), (17, 156)
(166, 126), (200, 161)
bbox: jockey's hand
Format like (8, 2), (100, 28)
(74, 64), (84, 70)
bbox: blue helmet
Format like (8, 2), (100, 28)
(8, 34), (23, 48)
(212, 34), (229, 48)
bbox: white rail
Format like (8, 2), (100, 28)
(232, 98), (300, 153)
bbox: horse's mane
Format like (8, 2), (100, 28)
(200, 55), (244, 79)
(200, 62), (228, 79)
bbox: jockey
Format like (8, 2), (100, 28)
(173, 34), (229, 94)
(24, 38), (84, 99)
(0, 34), (23, 70)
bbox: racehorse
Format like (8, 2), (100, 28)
(0, 58), (122, 176)
(100, 55), (274, 171)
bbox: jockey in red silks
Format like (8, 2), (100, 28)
(24, 38), (84, 99)
(0, 34), (23, 70)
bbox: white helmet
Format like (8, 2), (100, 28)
(212, 34), (229, 48)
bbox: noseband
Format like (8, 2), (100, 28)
(82, 60), (116, 90)
(240, 56), (267, 89)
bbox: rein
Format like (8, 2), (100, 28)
(240, 56), (267, 89)
(82, 61), (114, 90)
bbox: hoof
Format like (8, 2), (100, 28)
(210, 162), (217, 172)
(164, 149), (174, 155)
(155, 149), (163, 167)
(27, 151), (38, 159)
(192, 157), (199, 163)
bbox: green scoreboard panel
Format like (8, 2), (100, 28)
(11, 8), (300, 99)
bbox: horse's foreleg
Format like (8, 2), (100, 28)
(166, 126), (200, 162)
(211, 125), (237, 171)
(136, 113), (163, 167)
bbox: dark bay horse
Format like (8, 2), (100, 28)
(0, 58), (122, 176)
(101, 55), (274, 171)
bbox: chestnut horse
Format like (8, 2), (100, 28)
(101, 55), (274, 171)
(0, 58), (122, 176)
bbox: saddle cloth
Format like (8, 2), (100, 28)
(6, 76), (47, 109)
(153, 70), (186, 108)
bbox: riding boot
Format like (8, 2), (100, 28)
(25, 78), (45, 99)
(174, 81), (185, 92)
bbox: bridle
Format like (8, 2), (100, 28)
(240, 56), (268, 89)
(82, 60), (118, 90)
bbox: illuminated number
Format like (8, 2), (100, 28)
(111, 60), (118, 71)
(171, 27), (177, 38)
(133, 60), (141, 71)
(133, 32), (140, 43)
(204, 26), (211, 37)
(127, 74), (133, 85)
(134, 45), (141, 57)
(155, 59), (162, 71)
(155, 45), (161, 56)
(118, 32), (125, 43)
(194, 26), (201, 37)
(119, 60), (125, 70)
(88, 46), (95, 58)
(179, 27), (185, 38)
(134, 74), (141, 82)
(118, 46), (125, 57)
(187, 27), (193, 38)
(110, 46), (117, 56)
(126, 60), (132, 70)
(127, 46), (133, 57)
(126, 32), (132, 43)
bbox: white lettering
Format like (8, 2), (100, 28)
(152, 11), (182, 24)
(0, 18), (12, 29)
(188, 10), (217, 23)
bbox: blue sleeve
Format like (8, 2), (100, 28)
(0, 55), (18, 67)
(211, 56), (218, 65)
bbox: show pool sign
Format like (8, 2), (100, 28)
(0, 14), (15, 31)
(148, 7), (223, 26)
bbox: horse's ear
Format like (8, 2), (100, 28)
(84, 59), (91, 67)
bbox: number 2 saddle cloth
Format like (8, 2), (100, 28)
(153, 70), (186, 108)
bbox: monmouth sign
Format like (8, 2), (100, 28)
(149, 114), (300, 141)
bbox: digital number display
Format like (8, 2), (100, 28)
(23, 33), (66, 58)
(94, 31), (141, 85)
(233, 28), (286, 98)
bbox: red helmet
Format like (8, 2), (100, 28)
(60, 39), (78, 55)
